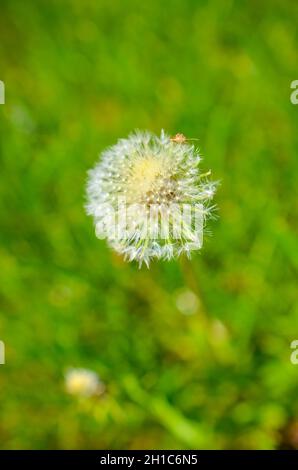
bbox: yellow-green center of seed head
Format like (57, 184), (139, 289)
(127, 156), (163, 200)
(131, 157), (162, 186)
(124, 154), (180, 206)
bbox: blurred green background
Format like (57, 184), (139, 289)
(0, 0), (297, 450)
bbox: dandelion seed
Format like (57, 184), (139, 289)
(86, 130), (217, 267)
(65, 368), (105, 398)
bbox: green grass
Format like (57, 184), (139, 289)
(0, 0), (297, 449)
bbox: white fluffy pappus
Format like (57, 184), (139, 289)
(86, 130), (217, 267)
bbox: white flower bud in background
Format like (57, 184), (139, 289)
(176, 288), (200, 315)
(86, 130), (217, 267)
(65, 368), (105, 398)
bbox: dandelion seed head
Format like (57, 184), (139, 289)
(65, 368), (104, 397)
(86, 130), (217, 267)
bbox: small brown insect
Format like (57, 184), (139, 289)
(170, 133), (199, 144)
